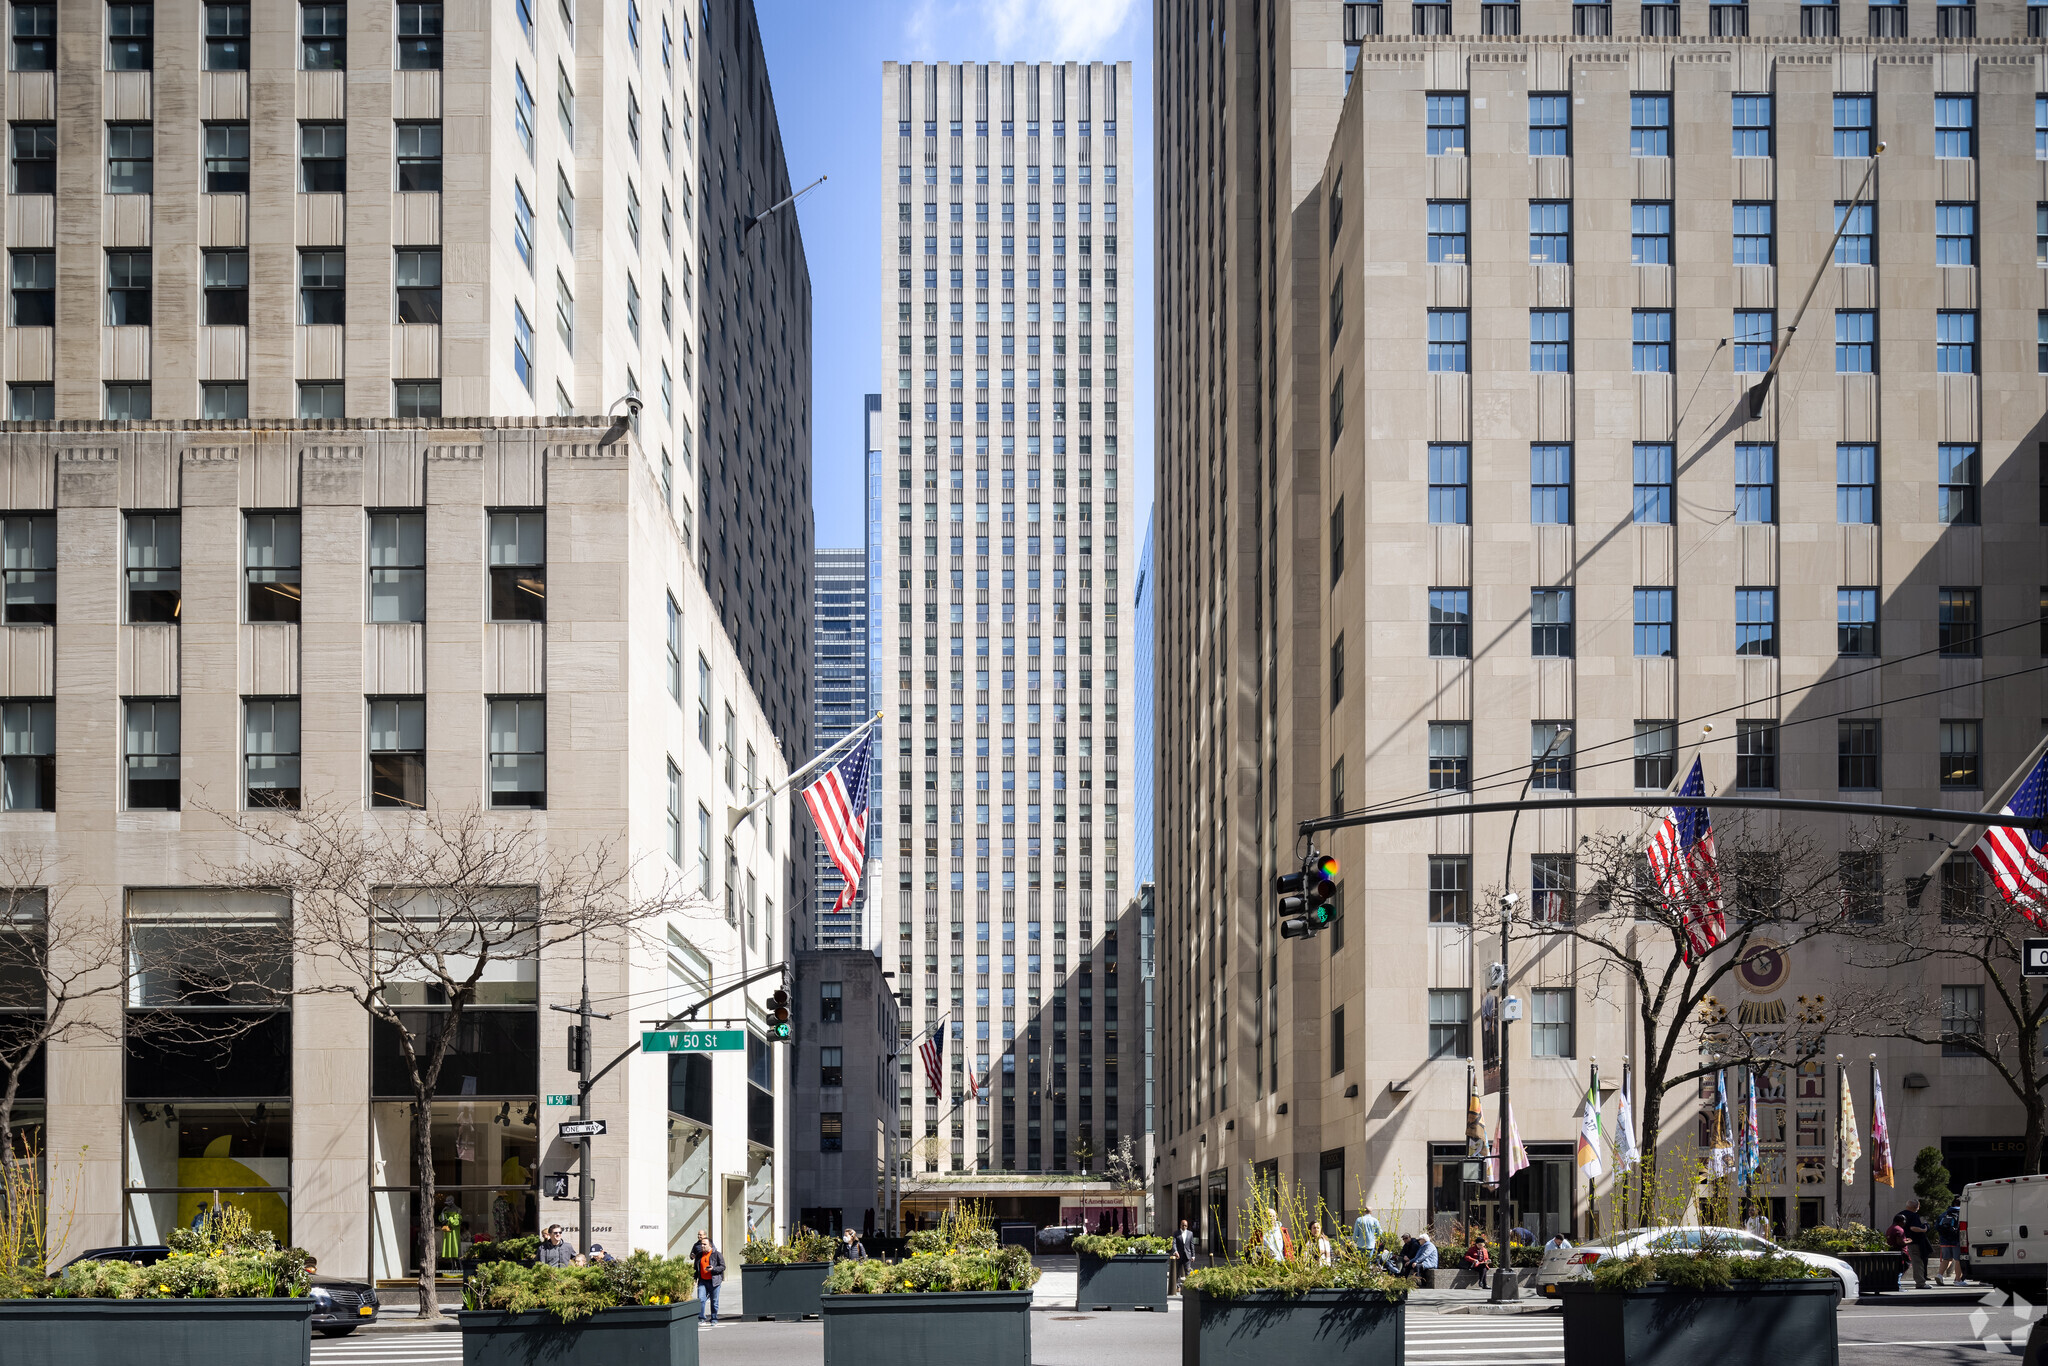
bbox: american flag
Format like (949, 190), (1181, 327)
(1970, 753), (2048, 926)
(1645, 757), (1726, 960)
(803, 727), (876, 914)
(917, 1026), (945, 1099)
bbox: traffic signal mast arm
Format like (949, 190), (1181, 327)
(577, 960), (790, 1098)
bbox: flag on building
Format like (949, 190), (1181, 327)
(1492, 1104), (1531, 1180)
(1466, 1067), (1486, 1160)
(1838, 1066), (1863, 1186)
(1576, 1077), (1605, 1181)
(1870, 1067), (1894, 1187)
(1706, 1069), (1735, 1177)
(1613, 1063), (1641, 1172)
(1645, 758), (1727, 960)
(1737, 1071), (1761, 1187)
(803, 726), (876, 913)
(1969, 753), (2048, 926)
(917, 1025), (945, 1099)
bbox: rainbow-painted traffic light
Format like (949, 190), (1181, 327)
(1279, 850), (1341, 940)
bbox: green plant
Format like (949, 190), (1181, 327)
(469, 1251), (690, 1324)
(1180, 1258), (1408, 1299)
(469, 1234), (540, 1265)
(1587, 1241), (1826, 1293)
(904, 1203), (999, 1258)
(823, 1245), (1039, 1295)
(741, 1228), (839, 1264)
(1913, 1147), (1954, 1214)
(1785, 1223), (1889, 1255)
(1072, 1233), (1170, 1258)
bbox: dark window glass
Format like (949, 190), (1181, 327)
(1531, 588), (1573, 657)
(107, 3), (152, 71)
(298, 122), (345, 192)
(1428, 722), (1469, 792)
(396, 121), (441, 192)
(203, 250), (248, 325)
(299, 250), (344, 324)
(1428, 588), (1470, 658)
(123, 697), (178, 808)
(106, 123), (151, 194)
(1428, 855), (1470, 924)
(2, 514), (54, 624)
(9, 250), (51, 326)
(300, 2), (344, 69)
(487, 511), (545, 621)
(1735, 587), (1776, 657)
(1838, 720), (1881, 790)
(203, 4), (248, 70)
(1736, 719), (1778, 790)
(394, 249), (441, 324)
(124, 513), (179, 623)
(105, 251), (150, 326)
(203, 122), (249, 193)
(1837, 587), (1877, 657)
(396, 2), (442, 69)
(244, 512), (300, 623)
(368, 696), (426, 808)
(1633, 720), (1675, 788)
(9, 122), (52, 193)
(10, 3), (52, 72)
(1, 699), (52, 810)
(1938, 587), (1980, 657)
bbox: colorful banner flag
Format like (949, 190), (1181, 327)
(1613, 1063), (1641, 1172)
(1466, 1068), (1486, 1160)
(1706, 1069), (1735, 1177)
(1737, 1070), (1762, 1188)
(1492, 1104), (1531, 1180)
(1870, 1067), (1894, 1187)
(1646, 757), (1728, 960)
(1576, 1076), (1606, 1181)
(1838, 1067), (1863, 1186)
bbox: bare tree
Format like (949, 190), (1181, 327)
(1103, 1135), (1143, 1192)
(205, 803), (708, 1320)
(1495, 816), (1901, 1224)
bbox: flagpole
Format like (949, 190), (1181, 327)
(1834, 1055), (1845, 1228)
(1587, 1058), (1600, 1241)
(728, 710), (884, 830)
(1867, 1055), (1878, 1228)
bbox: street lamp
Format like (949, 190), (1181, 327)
(1491, 724), (1571, 1302)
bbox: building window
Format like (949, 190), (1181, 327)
(1837, 443), (1877, 524)
(488, 696), (545, 808)
(10, 3), (53, 71)
(368, 696), (425, 807)
(1429, 855), (1470, 923)
(1732, 201), (1773, 265)
(1838, 719), (1880, 790)
(298, 122), (344, 192)
(1835, 311), (1874, 374)
(1633, 720), (1675, 789)
(512, 182), (535, 268)
(107, 2), (151, 70)
(105, 122), (151, 194)
(1329, 632), (1345, 708)
(9, 123), (52, 193)
(1528, 94), (1569, 156)
(1935, 94), (1974, 159)
(201, 382), (246, 419)
(1837, 586), (1878, 657)
(396, 1), (441, 68)
(1633, 443), (1673, 524)
(123, 698), (178, 809)
(1531, 988), (1574, 1057)
(1531, 723), (1573, 791)
(300, 2), (344, 69)
(297, 380), (341, 419)
(367, 511), (426, 623)
(1938, 587), (1980, 657)
(1733, 311), (1774, 373)
(1735, 719), (1778, 790)
(697, 805), (712, 895)
(1938, 444), (1978, 525)
(2, 515), (54, 626)
(393, 381), (439, 418)
(1428, 444), (1469, 524)
(202, 249), (248, 325)
(1940, 719), (1982, 790)
(1734, 443), (1775, 524)
(298, 249), (343, 323)
(1530, 444), (1571, 524)
(1330, 1007), (1346, 1074)
(104, 382), (150, 419)
(202, 122), (248, 193)
(395, 121), (441, 192)
(1330, 755), (1345, 816)
(1529, 311), (1571, 372)
(1531, 589), (1573, 658)
(1941, 984), (1984, 1056)
(1330, 498), (1345, 581)
(1942, 859), (1983, 924)
(1427, 200), (1467, 263)
(665, 759), (682, 863)
(393, 249), (441, 324)
(1631, 309), (1672, 372)
(487, 511), (545, 622)
(1529, 201), (1569, 264)
(203, 3), (247, 70)
(819, 1046), (843, 1089)
(665, 594), (682, 700)
(244, 697), (300, 809)
(556, 167), (575, 245)
(1835, 202), (1874, 265)
(105, 250), (150, 326)
(1427, 989), (1470, 1059)
(244, 512), (300, 624)
(1936, 311), (1976, 374)
(513, 66), (536, 160)
(1732, 93), (1772, 156)
(1630, 93), (1671, 156)
(1426, 94), (1466, 155)
(1428, 721), (1470, 792)
(1428, 588), (1471, 659)
(696, 656), (711, 748)
(513, 300), (535, 392)
(1328, 374), (1343, 446)
(1833, 93), (1873, 157)
(1531, 854), (1574, 922)
(1935, 201), (1975, 266)
(819, 1112), (843, 1152)
(124, 513), (179, 623)
(1734, 588), (1776, 657)
(1631, 201), (1671, 265)
(6, 383), (49, 420)
(1427, 309), (1468, 372)
(821, 982), (843, 1022)
(1634, 587), (1674, 658)
(9, 251), (51, 326)
(1, 698), (52, 810)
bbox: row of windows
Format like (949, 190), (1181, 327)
(1405, 582), (1991, 662)
(5, 378), (441, 422)
(9, 2), (442, 74)
(900, 198), (1119, 225)
(1379, 0), (1989, 43)
(1420, 90), (1987, 161)
(0, 509), (544, 627)
(9, 119), (445, 196)
(1422, 985), (1577, 1058)
(10, 247), (446, 328)
(1417, 441), (1976, 528)
(896, 162), (1117, 188)
(897, 118), (1117, 140)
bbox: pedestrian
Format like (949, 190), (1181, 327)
(1885, 1213), (1908, 1287)
(1463, 1235), (1492, 1289)
(1412, 1231), (1439, 1289)
(1352, 1205), (1383, 1255)
(690, 1229), (725, 1327)
(588, 1243), (611, 1264)
(1261, 1211), (1286, 1262)
(1511, 1223), (1535, 1247)
(1897, 1199), (1934, 1289)
(838, 1228), (867, 1261)
(1937, 1203), (1964, 1285)
(1743, 1208), (1772, 1240)
(1310, 1221), (1333, 1267)
(1544, 1233), (1573, 1256)
(538, 1225), (573, 1267)
(1170, 1219), (1197, 1291)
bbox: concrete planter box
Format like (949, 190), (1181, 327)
(820, 1288), (1032, 1366)
(458, 1302), (699, 1366)
(0, 1297), (316, 1366)
(1078, 1251), (1170, 1310)
(739, 1261), (831, 1320)
(1180, 1287), (1407, 1365)
(1559, 1279), (1839, 1366)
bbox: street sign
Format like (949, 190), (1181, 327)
(558, 1119), (607, 1138)
(641, 1029), (746, 1053)
(544, 1094), (576, 1106)
(2026, 939), (2048, 978)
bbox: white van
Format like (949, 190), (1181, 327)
(1961, 1174), (2048, 1296)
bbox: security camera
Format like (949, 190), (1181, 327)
(607, 394), (643, 421)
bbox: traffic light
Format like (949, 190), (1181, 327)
(566, 1024), (585, 1072)
(1306, 853), (1342, 928)
(767, 987), (791, 1041)
(1277, 850), (1341, 940)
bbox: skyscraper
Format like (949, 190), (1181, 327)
(878, 61), (1137, 1176)
(812, 542), (871, 949)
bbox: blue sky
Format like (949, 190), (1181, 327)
(756, 0), (1154, 552)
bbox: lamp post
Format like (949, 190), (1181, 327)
(1491, 724), (1571, 1302)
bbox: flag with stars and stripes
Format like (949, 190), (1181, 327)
(803, 728), (876, 914)
(1970, 753), (2048, 926)
(1646, 758), (1727, 960)
(917, 1027), (945, 1099)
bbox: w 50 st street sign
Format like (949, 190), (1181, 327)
(642, 1029), (745, 1053)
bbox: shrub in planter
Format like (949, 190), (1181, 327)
(462, 1254), (701, 1366)
(738, 1228), (840, 1320)
(741, 1229), (840, 1265)
(467, 1234), (540, 1266)
(466, 1252), (692, 1322)
(1786, 1224), (1888, 1256)
(1564, 1248), (1839, 1366)
(1181, 1260), (1408, 1365)
(1073, 1233), (1172, 1311)
(821, 1247), (1037, 1366)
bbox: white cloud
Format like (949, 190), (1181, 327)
(899, 0), (1139, 60)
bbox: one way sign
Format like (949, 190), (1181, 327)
(558, 1118), (607, 1138)
(2026, 939), (2048, 978)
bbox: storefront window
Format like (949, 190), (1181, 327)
(124, 1101), (289, 1245)
(370, 1099), (538, 1277)
(666, 1117), (711, 1256)
(746, 1143), (774, 1244)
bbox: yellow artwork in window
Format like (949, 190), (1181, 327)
(176, 1134), (289, 1242)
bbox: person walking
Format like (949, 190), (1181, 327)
(1897, 1199), (1933, 1289)
(837, 1228), (867, 1262)
(1310, 1221), (1333, 1267)
(690, 1230), (726, 1326)
(538, 1225), (573, 1267)
(1352, 1205), (1382, 1256)
(1937, 1203), (1963, 1285)
(1170, 1219), (1198, 1291)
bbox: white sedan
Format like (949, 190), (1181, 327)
(1532, 1226), (1859, 1303)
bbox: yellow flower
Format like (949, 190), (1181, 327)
(157, 1285), (170, 1294)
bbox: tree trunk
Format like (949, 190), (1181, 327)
(414, 1084), (440, 1323)
(2027, 1093), (2044, 1178)
(1637, 1088), (1665, 1227)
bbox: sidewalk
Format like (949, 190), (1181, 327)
(1855, 1281), (1994, 1307)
